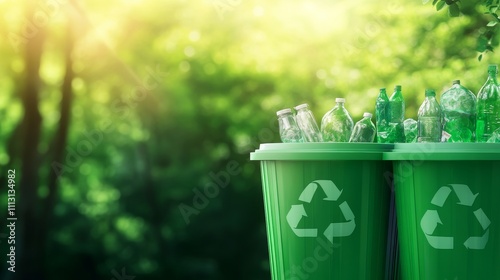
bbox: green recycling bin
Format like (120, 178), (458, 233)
(384, 143), (500, 280)
(251, 143), (396, 280)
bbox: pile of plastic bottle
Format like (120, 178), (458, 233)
(277, 64), (500, 143)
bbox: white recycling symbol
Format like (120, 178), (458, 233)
(420, 184), (491, 250)
(286, 180), (356, 243)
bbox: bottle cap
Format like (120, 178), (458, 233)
(488, 64), (498, 73)
(425, 89), (436, 97)
(380, 88), (386, 92)
(452, 80), (460, 85)
(335, 98), (345, 103)
(363, 112), (372, 118)
(395, 85), (402, 91)
(276, 108), (292, 116)
(294, 103), (309, 110)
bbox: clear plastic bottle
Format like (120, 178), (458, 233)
(349, 112), (376, 142)
(320, 98), (354, 142)
(294, 103), (323, 142)
(375, 88), (390, 143)
(418, 89), (442, 143)
(276, 108), (304, 143)
(440, 80), (476, 142)
(388, 85), (406, 143)
(476, 65), (500, 142)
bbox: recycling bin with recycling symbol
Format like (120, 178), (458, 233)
(384, 143), (500, 280)
(251, 143), (396, 280)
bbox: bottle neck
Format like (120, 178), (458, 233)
(392, 89), (402, 97)
(488, 71), (499, 83)
(278, 114), (296, 129)
(336, 102), (345, 108)
(279, 113), (294, 120)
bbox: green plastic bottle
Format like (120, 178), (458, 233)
(349, 112), (376, 142)
(440, 80), (476, 142)
(417, 89), (442, 143)
(403, 118), (418, 143)
(321, 98), (354, 142)
(476, 65), (500, 142)
(375, 88), (390, 143)
(388, 85), (406, 143)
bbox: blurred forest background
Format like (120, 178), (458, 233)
(0, 0), (499, 279)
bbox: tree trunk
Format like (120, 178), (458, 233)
(39, 19), (75, 279)
(17, 0), (46, 279)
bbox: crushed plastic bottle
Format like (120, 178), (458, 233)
(418, 89), (442, 143)
(294, 103), (323, 142)
(276, 108), (304, 143)
(349, 112), (376, 142)
(440, 80), (476, 142)
(403, 118), (418, 143)
(321, 98), (354, 142)
(487, 127), (500, 143)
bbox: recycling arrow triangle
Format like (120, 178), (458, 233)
(286, 180), (356, 243)
(420, 184), (490, 250)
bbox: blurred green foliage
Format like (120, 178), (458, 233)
(424, 0), (500, 60)
(0, 0), (500, 279)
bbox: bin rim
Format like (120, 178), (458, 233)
(383, 142), (500, 161)
(250, 143), (393, 161)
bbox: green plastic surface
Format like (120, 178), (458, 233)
(251, 143), (395, 280)
(250, 143), (393, 161)
(384, 143), (500, 161)
(391, 145), (500, 279)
